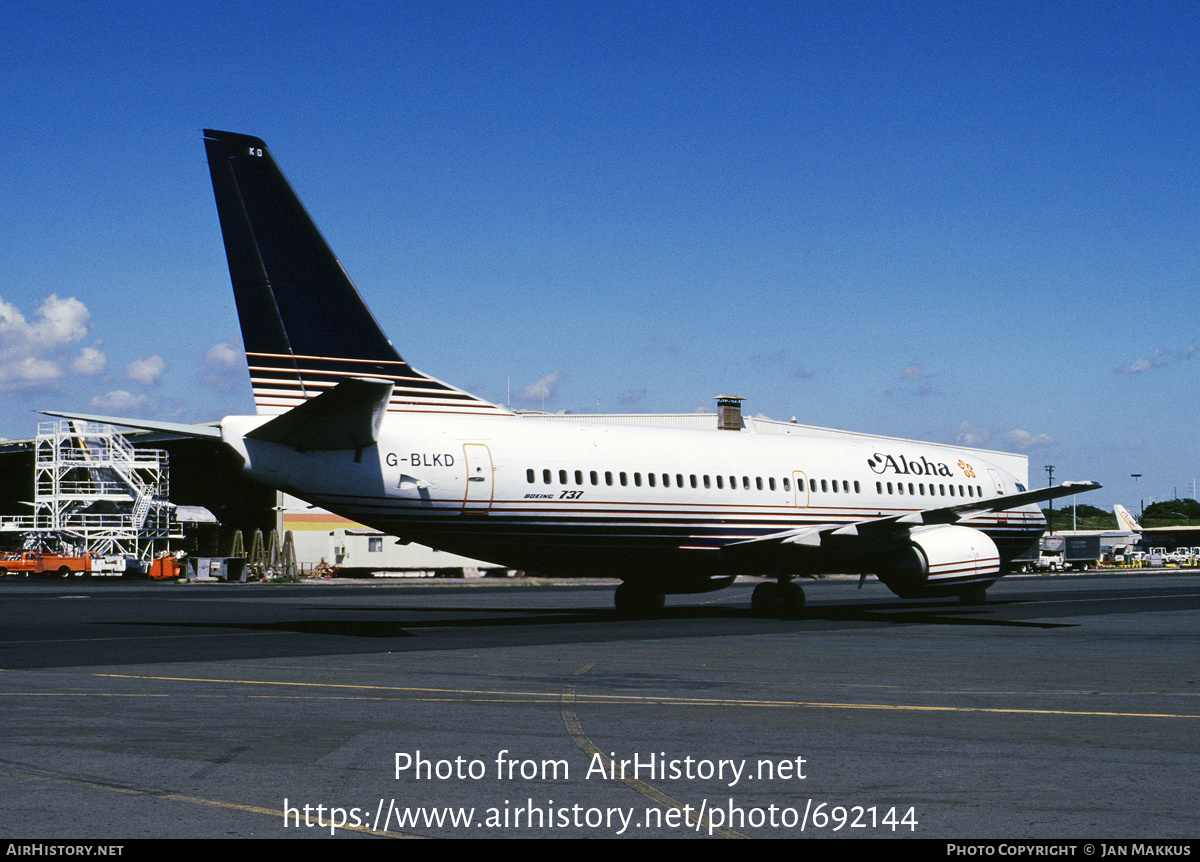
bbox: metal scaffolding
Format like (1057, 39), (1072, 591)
(7, 421), (183, 557)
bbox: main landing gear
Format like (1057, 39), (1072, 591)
(751, 579), (806, 618)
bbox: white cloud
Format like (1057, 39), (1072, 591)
(201, 338), (246, 391)
(71, 346), (107, 376)
(90, 390), (150, 413)
(125, 355), (166, 385)
(1118, 357), (1154, 374)
(900, 363), (925, 380)
(954, 422), (991, 447)
(516, 372), (562, 406)
(0, 294), (92, 391)
(1005, 429), (1054, 450)
(1116, 345), (1196, 375)
(0, 356), (62, 388)
(203, 339), (243, 370)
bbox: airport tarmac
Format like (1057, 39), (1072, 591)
(1, 571), (1197, 839)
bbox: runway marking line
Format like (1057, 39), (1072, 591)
(560, 663), (747, 838)
(84, 672), (1200, 720)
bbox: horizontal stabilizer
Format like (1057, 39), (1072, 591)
(245, 377), (394, 451)
(37, 412), (223, 439)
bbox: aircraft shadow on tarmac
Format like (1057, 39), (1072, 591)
(99, 598), (1076, 641)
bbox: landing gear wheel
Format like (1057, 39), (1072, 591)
(778, 581), (806, 618)
(614, 582), (665, 616)
(959, 587), (987, 605)
(751, 581), (779, 614)
(752, 580), (806, 618)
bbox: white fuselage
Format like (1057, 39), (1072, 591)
(221, 411), (1045, 591)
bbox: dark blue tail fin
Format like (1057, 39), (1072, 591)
(203, 129), (505, 416)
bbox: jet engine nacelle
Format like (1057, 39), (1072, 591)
(873, 524), (1001, 600)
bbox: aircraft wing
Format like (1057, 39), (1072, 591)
(728, 480), (1102, 549)
(37, 412), (223, 439)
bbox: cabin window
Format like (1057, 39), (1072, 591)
(574, 470), (583, 485)
(887, 482), (894, 494)
(897, 483), (904, 495)
(526, 469), (535, 483)
(768, 477), (776, 491)
(676, 474), (684, 488)
(939, 484), (945, 495)
(605, 471), (613, 486)
(704, 475), (711, 489)
(543, 469), (552, 485)
(919, 483), (925, 495)
(690, 474), (698, 488)
(648, 473), (656, 487)
(634, 473), (642, 487)
(663, 473), (671, 487)
(559, 470), (568, 484)
(854, 481), (860, 493)
(590, 471), (598, 485)
(716, 476), (724, 489)
(783, 478), (791, 491)
(620, 472), (628, 486)
(876, 481), (882, 494)
(729, 476), (737, 489)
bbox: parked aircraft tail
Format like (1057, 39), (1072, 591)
(1113, 504), (1142, 532)
(202, 129), (507, 417)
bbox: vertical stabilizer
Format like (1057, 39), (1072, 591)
(1113, 504), (1142, 532)
(203, 129), (507, 416)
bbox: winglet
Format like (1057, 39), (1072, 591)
(245, 377), (394, 451)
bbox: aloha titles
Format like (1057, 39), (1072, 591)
(867, 453), (970, 478)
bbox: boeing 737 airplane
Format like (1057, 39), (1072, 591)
(46, 130), (1101, 615)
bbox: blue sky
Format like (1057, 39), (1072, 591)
(1, 1), (1197, 509)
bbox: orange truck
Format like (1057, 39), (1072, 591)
(0, 551), (126, 578)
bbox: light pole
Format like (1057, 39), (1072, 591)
(1131, 474), (1142, 518)
(1046, 465), (1055, 535)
